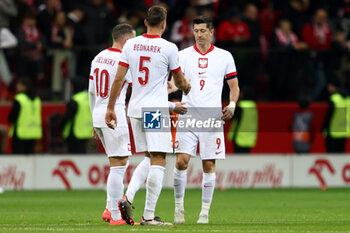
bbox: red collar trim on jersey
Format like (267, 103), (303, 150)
(108, 47), (122, 52)
(142, 33), (161, 39)
(194, 43), (214, 55)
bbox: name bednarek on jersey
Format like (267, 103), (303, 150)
(143, 110), (222, 130)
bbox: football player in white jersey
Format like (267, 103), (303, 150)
(88, 24), (135, 226)
(173, 16), (240, 224)
(105, 6), (191, 226)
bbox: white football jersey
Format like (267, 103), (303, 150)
(89, 47), (131, 127)
(119, 34), (180, 118)
(179, 44), (237, 108)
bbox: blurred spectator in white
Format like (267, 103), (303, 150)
(0, 0), (17, 28)
(170, 7), (197, 50)
(50, 11), (75, 100)
(0, 26), (17, 87)
(16, 11), (46, 83)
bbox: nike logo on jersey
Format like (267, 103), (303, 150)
(198, 71), (206, 75)
(204, 185), (212, 188)
(215, 151), (222, 155)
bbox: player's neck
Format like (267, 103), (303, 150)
(146, 27), (163, 36)
(196, 43), (212, 54)
(111, 42), (122, 51)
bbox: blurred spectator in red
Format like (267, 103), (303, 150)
(299, 9), (330, 101)
(302, 8), (331, 50)
(37, 0), (59, 42)
(242, 3), (261, 47)
(216, 7), (251, 47)
(50, 11), (75, 100)
(170, 7), (197, 50)
(16, 11), (46, 83)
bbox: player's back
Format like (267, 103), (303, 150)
(119, 34), (180, 118)
(89, 48), (130, 127)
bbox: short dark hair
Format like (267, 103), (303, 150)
(146, 5), (167, 27)
(112, 23), (133, 42)
(193, 15), (213, 30)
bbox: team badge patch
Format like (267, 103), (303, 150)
(198, 58), (208, 68)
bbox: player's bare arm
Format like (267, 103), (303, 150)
(167, 76), (178, 94)
(172, 70), (191, 95)
(222, 78), (239, 121)
(105, 65), (128, 129)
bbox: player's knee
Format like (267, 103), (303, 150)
(176, 159), (189, 170)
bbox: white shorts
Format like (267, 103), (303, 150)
(130, 117), (173, 153)
(175, 129), (225, 160)
(94, 127), (132, 157)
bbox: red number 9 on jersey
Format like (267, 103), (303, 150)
(138, 56), (151, 85)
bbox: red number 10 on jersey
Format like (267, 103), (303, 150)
(94, 68), (109, 98)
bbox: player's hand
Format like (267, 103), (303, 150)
(105, 109), (117, 129)
(222, 106), (234, 121)
(92, 129), (99, 140)
(173, 102), (187, 114)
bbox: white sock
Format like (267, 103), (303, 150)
(200, 172), (216, 216)
(125, 157), (150, 203)
(107, 165), (127, 221)
(106, 191), (110, 210)
(174, 168), (187, 209)
(143, 165), (165, 220)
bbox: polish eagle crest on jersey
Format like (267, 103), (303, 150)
(198, 58), (208, 68)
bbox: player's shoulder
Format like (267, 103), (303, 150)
(179, 45), (195, 56)
(213, 45), (233, 57)
(160, 38), (178, 51)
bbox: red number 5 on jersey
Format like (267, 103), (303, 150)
(138, 56), (151, 85)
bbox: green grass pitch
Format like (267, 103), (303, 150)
(0, 188), (349, 233)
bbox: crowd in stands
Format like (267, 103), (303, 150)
(1, 0), (350, 102)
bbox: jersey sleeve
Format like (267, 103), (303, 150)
(225, 52), (237, 80)
(168, 43), (181, 73)
(178, 50), (186, 74)
(119, 40), (131, 68)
